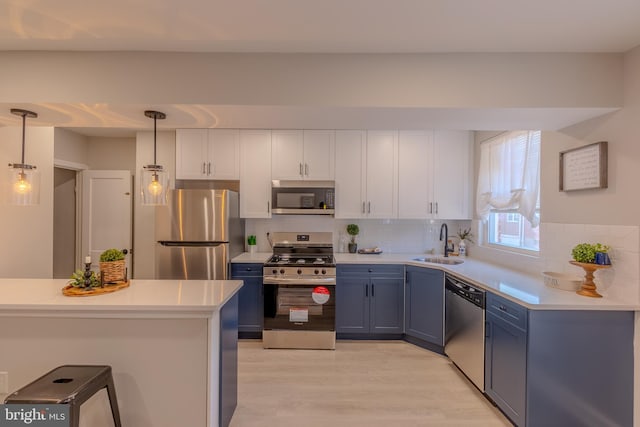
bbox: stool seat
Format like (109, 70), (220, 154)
(4, 365), (122, 427)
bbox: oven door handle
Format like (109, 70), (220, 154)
(263, 277), (337, 286)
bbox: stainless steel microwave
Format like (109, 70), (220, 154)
(271, 180), (335, 215)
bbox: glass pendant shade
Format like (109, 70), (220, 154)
(7, 108), (39, 205)
(141, 110), (168, 205)
(140, 165), (169, 205)
(7, 165), (40, 205)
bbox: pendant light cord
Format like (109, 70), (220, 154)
(153, 114), (157, 165)
(20, 112), (26, 165)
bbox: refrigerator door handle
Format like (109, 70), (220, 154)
(158, 241), (224, 247)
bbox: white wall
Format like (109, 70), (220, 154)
(0, 127), (54, 277)
(87, 137), (136, 172)
(0, 52), (623, 109)
(53, 127), (88, 165)
(134, 131), (176, 279)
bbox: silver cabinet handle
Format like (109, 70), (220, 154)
(362, 202), (365, 214)
(435, 202), (438, 214)
(202, 162), (206, 174)
(367, 202), (371, 214)
(429, 202), (433, 214)
(299, 163), (303, 176)
(305, 163), (309, 176)
(207, 162), (211, 175)
(267, 201), (270, 214)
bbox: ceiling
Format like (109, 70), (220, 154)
(0, 0), (638, 135)
(2, 0), (640, 53)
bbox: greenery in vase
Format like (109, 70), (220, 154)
(594, 243), (611, 253)
(68, 269), (101, 288)
(100, 248), (125, 262)
(456, 228), (475, 244)
(346, 224), (359, 243)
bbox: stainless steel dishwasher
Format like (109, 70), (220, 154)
(445, 273), (486, 391)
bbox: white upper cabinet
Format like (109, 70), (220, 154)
(175, 129), (208, 180)
(432, 130), (473, 220)
(398, 130), (472, 219)
(335, 131), (366, 218)
(239, 130), (272, 218)
(335, 130), (398, 219)
(175, 129), (240, 180)
(272, 130), (335, 180)
(398, 131), (433, 219)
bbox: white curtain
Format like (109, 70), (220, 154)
(476, 130), (541, 227)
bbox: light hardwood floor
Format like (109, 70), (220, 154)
(230, 340), (512, 427)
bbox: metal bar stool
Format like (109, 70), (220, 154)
(3, 365), (122, 427)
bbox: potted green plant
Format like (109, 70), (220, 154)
(100, 248), (126, 283)
(346, 224), (359, 253)
(68, 269), (101, 288)
(593, 243), (611, 265)
(571, 243), (597, 264)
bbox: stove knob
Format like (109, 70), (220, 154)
(297, 269), (302, 275)
(280, 269), (285, 275)
(314, 269), (319, 275)
(322, 269), (327, 275)
(272, 269), (277, 275)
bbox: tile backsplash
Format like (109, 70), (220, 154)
(245, 216), (468, 255)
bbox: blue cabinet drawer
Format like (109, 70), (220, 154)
(487, 292), (527, 331)
(337, 264), (404, 277)
(230, 263), (263, 277)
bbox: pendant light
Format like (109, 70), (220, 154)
(7, 108), (40, 205)
(140, 110), (169, 205)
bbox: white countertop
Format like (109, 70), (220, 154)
(231, 252), (638, 311)
(0, 279), (243, 318)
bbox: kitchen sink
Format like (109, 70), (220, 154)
(412, 256), (464, 265)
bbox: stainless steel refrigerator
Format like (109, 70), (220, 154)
(155, 189), (244, 280)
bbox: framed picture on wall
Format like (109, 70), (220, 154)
(559, 141), (608, 191)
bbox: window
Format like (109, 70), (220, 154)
(477, 131), (541, 253)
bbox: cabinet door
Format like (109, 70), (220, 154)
(239, 130), (272, 218)
(336, 276), (369, 333)
(335, 131), (366, 218)
(271, 130), (304, 180)
(175, 129), (208, 180)
(398, 131), (433, 219)
(236, 275), (263, 333)
(365, 131), (398, 218)
(485, 311), (527, 427)
(369, 277), (404, 334)
(303, 130), (335, 180)
(432, 130), (472, 219)
(208, 129), (240, 179)
(405, 267), (444, 345)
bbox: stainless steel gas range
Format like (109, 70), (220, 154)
(262, 232), (336, 350)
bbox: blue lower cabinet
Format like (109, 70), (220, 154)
(404, 267), (444, 348)
(336, 264), (403, 337)
(485, 292), (634, 427)
(219, 293), (238, 427)
(230, 263), (263, 336)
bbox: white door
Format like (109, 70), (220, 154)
(240, 130), (272, 218)
(271, 130), (304, 180)
(81, 170), (132, 277)
(175, 129), (208, 180)
(398, 131), (433, 219)
(433, 130), (473, 219)
(208, 129), (240, 179)
(335, 130), (366, 218)
(303, 130), (335, 180)
(366, 131), (398, 218)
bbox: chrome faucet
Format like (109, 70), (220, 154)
(439, 223), (450, 257)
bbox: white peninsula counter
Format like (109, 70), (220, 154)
(0, 279), (243, 427)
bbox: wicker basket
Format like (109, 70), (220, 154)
(100, 259), (126, 283)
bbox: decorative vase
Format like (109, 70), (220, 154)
(459, 239), (467, 257)
(348, 243), (358, 253)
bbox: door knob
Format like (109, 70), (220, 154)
(121, 249), (128, 255)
